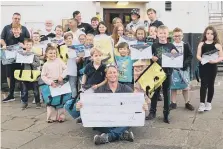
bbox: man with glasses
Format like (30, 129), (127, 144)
(1, 13), (30, 103)
(1, 13), (30, 47)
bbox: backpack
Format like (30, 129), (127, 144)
(57, 44), (68, 63)
(135, 61), (166, 98)
(39, 79), (72, 109)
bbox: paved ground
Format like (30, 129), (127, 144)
(1, 76), (223, 149)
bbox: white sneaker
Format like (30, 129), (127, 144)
(198, 103), (205, 112)
(205, 102), (212, 111)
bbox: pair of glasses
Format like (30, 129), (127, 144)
(106, 63), (117, 68)
(173, 35), (182, 38)
(14, 18), (21, 20)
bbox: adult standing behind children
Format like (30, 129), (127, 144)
(90, 17), (99, 35)
(67, 18), (85, 44)
(1, 12), (30, 47)
(147, 8), (164, 29)
(73, 11), (94, 34)
(40, 20), (56, 42)
(126, 9), (145, 35)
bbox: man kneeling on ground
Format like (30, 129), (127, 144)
(74, 64), (148, 145)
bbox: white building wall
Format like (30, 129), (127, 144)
(1, 1), (209, 33)
(1, 1), (96, 31)
(147, 1), (209, 33)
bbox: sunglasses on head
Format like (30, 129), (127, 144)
(106, 63), (117, 68)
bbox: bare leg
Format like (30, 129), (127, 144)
(182, 89), (189, 103)
(171, 90), (177, 103)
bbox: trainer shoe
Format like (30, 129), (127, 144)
(205, 102), (212, 111)
(145, 112), (156, 120)
(94, 133), (110, 145)
(36, 103), (41, 109)
(120, 130), (134, 142)
(198, 103), (205, 112)
(21, 103), (28, 110)
(2, 96), (15, 103)
(185, 102), (195, 111)
(169, 102), (177, 110)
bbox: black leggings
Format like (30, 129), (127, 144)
(199, 64), (217, 103)
(150, 74), (172, 115)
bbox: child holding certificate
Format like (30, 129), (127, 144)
(41, 45), (68, 123)
(196, 26), (223, 112)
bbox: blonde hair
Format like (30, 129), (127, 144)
(12, 24), (22, 29)
(86, 33), (94, 39)
(90, 48), (103, 56)
(173, 27), (183, 33)
(158, 25), (169, 31)
(64, 32), (73, 40)
(149, 26), (157, 33)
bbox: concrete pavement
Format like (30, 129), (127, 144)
(1, 76), (223, 149)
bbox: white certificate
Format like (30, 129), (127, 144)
(16, 52), (34, 64)
(162, 53), (183, 68)
(68, 49), (77, 59)
(5, 50), (17, 59)
(201, 52), (219, 65)
(130, 44), (152, 60)
(80, 93), (145, 127)
(117, 36), (137, 46)
(49, 82), (72, 97)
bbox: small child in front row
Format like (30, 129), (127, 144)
(20, 39), (41, 109)
(115, 42), (134, 88)
(41, 45), (68, 123)
(146, 25), (178, 123)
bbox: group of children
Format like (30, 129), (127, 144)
(2, 16), (223, 124)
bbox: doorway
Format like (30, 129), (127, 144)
(103, 8), (133, 33)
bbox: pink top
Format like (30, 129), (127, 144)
(41, 58), (67, 85)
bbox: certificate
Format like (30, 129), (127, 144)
(49, 82), (72, 97)
(162, 53), (183, 68)
(16, 52), (34, 64)
(130, 44), (152, 60)
(80, 93), (145, 127)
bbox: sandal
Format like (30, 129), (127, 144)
(47, 120), (56, 123)
(57, 117), (65, 123)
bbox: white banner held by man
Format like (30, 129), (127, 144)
(162, 53), (183, 68)
(130, 44), (152, 60)
(80, 93), (145, 127)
